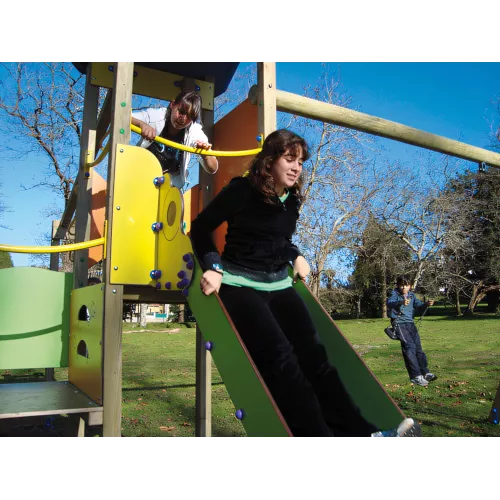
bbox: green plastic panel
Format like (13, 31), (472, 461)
(294, 279), (404, 431)
(0, 267), (73, 370)
(187, 257), (290, 437)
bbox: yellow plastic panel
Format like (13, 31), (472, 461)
(69, 284), (103, 404)
(155, 179), (195, 294)
(90, 63), (214, 111)
(110, 145), (159, 285)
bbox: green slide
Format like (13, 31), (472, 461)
(188, 259), (407, 436)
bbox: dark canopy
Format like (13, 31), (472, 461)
(72, 62), (239, 98)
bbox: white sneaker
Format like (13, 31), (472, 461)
(371, 418), (415, 437)
(410, 375), (429, 387)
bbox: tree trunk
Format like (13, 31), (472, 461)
(140, 303), (148, 327)
(465, 281), (483, 315)
(381, 260), (388, 318)
(178, 304), (185, 323)
(454, 289), (463, 316)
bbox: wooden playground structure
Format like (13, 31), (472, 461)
(1, 62), (499, 436)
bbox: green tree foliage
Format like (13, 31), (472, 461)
(351, 216), (412, 318)
(436, 168), (500, 314)
(0, 251), (13, 269)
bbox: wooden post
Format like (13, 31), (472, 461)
(257, 63), (277, 140)
(195, 76), (215, 437)
(74, 68), (99, 290)
(489, 383), (500, 425)
(101, 62), (134, 437)
(45, 219), (63, 382)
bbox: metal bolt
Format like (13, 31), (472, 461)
(112, 289), (116, 293)
(120, 149), (124, 153)
(116, 206), (120, 210)
(114, 266), (118, 270)
(268, 83), (273, 88)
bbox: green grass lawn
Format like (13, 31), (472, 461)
(1, 313), (499, 437)
(336, 312), (500, 437)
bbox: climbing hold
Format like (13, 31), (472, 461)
(156, 282), (162, 289)
(235, 409), (244, 420)
(150, 269), (162, 280)
(177, 270), (186, 279)
(164, 282), (171, 290)
(151, 222), (163, 232)
(204, 341), (213, 351)
(153, 176), (165, 186)
(186, 261), (194, 270)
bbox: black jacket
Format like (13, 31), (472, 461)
(190, 176), (302, 281)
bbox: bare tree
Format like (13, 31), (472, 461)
(0, 63), (86, 204)
(375, 153), (467, 289)
(286, 69), (399, 297)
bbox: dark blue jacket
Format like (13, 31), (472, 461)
(387, 289), (427, 324)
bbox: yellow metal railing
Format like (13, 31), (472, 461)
(130, 124), (263, 157)
(0, 237), (105, 254)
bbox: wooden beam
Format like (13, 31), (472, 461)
(54, 183), (78, 240)
(101, 62), (134, 437)
(257, 63), (277, 140)
(74, 67), (99, 290)
(272, 88), (500, 168)
(122, 286), (186, 304)
(195, 75), (215, 438)
(96, 89), (113, 150)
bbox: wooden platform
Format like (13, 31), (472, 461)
(0, 381), (102, 424)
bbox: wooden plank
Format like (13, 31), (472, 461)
(90, 63), (214, 111)
(54, 183), (77, 240)
(274, 88), (500, 168)
(50, 220), (60, 272)
(96, 89), (112, 150)
(101, 62), (134, 437)
(123, 286), (186, 304)
(0, 382), (102, 419)
(196, 75), (215, 438)
(257, 63), (277, 140)
(74, 68), (99, 289)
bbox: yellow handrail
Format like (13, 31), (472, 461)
(86, 142), (110, 168)
(0, 237), (105, 254)
(130, 124), (263, 157)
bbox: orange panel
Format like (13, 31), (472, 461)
(89, 171), (107, 267)
(212, 99), (259, 253)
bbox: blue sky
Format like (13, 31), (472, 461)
(1, 62), (499, 267)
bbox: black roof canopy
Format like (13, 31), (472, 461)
(73, 62), (240, 98)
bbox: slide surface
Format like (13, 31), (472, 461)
(188, 260), (409, 436)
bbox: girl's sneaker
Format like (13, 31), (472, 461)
(410, 375), (429, 386)
(371, 418), (416, 437)
(424, 372), (437, 382)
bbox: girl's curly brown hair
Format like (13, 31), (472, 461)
(247, 129), (310, 203)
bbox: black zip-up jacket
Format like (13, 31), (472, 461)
(190, 176), (302, 282)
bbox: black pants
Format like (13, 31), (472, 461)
(396, 322), (430, 380)
(219, 284), (378, 437)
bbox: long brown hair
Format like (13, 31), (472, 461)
(247, 129), (310, 202)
